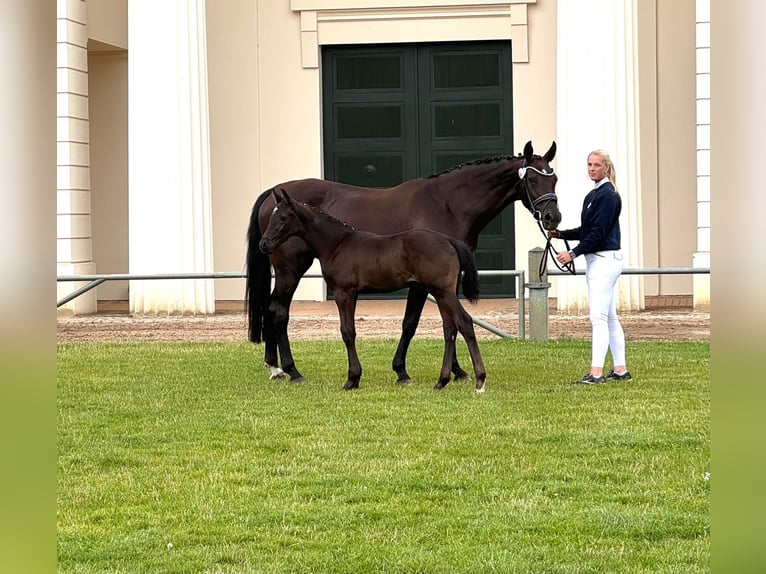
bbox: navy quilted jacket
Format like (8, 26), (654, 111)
(559, 181), (622, 256)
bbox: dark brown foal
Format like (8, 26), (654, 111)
(259, 188), (487, 392)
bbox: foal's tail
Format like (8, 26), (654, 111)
(245, 189), (273, 343)
(450, 239), (481, 304)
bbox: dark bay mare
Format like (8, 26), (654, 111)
(259, 188), (487, 392)
(247, 140), (560, 383)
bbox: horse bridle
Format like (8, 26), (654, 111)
(518, 165), (576, 276)
(518, 165), (558, 222)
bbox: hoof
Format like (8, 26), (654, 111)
(343, 381), (360, 391)
(267, 365), (287, 380)
(433, 380), (449, 390)
(396, 378), (413, 386)
(454, 374), (472, 383)
(474, 386), (486, 394)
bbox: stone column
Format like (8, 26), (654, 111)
(128, 0), (214, 314)
(57, 0), (97, 314)
(693, 0), (711, 311)
(555, 0), (643, 312)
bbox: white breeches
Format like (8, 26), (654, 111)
(584, 250), (626, 369)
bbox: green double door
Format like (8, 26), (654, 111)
(322, 41), (516, 297)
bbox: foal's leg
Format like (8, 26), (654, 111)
(262, 291), (285, 379)
(448, 285), (471, 382)
(433, 297), (459, 390)
(266, 254), (314, 382)
(334, 291), (362, 390)
(453, 303), (487, 393)
(267, 290), (303, 382)
(392, 285), (470, 384)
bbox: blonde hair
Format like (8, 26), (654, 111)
(588, 149), (617, 188)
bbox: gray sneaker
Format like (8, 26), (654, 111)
(571, 373), (606, 385)
(606, 370), (632, 381)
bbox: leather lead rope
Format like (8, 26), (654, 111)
(537, 220), (576, 279)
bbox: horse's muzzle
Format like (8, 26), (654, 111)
(259, 238), (274, 254)
(541, 207), (562, 230)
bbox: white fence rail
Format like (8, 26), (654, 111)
(57, 264), (709, 340)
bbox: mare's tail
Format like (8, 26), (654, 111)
(245, 189), (273, 343)
(450, 239), (481, 304)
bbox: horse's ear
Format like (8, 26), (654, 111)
(523, 141), (534, 161)
(273, 187), (292, 205)
(280, 188), (293, 205)
(544, 141), (557, 162)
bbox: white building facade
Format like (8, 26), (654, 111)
(57, 0), (709, 315)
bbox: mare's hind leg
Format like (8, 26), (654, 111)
(392, 285), (469, 384)
(450, 348), (471, 382)
(433, 294), (486, 392)
(449, 287), (470, 382)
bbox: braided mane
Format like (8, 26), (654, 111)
(427, 153), (529, 179)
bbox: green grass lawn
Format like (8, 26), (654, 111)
(57, 339), (709, 574)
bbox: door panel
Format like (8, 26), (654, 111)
(323, 46), (418, 189)
(418, 43), (515, 296)
(432, 52), (501, 88)
(336, 104), (403, 139)
(433, 102), (502, 137)
(335, 54), (402, 90)
(335, 153), (405, 188)
(323, 42), (515, 298)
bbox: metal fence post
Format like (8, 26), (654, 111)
(526, 247), (550, 341)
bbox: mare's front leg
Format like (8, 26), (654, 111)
(267, 250), (314, 382)
(391, 285), (427, 384)
(335, 291), (362, 390)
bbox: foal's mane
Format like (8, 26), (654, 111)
(297, 200), (356, 231)
(427, 153), (528, 179)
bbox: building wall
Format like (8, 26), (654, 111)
(205, 0), (264, 301)
(656, 0), (697, 294)
(207, 0), (558, 301)
(57, 0), (96, 314)
(77, 0), (701, 308)
(636, 0), (660, 298)
(509, 0), (558, 273)
(86, 0), (128, 302)
(87, 0), (127, 49)
(88, 51), (128, 300)
(692, 0), (711, 310)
